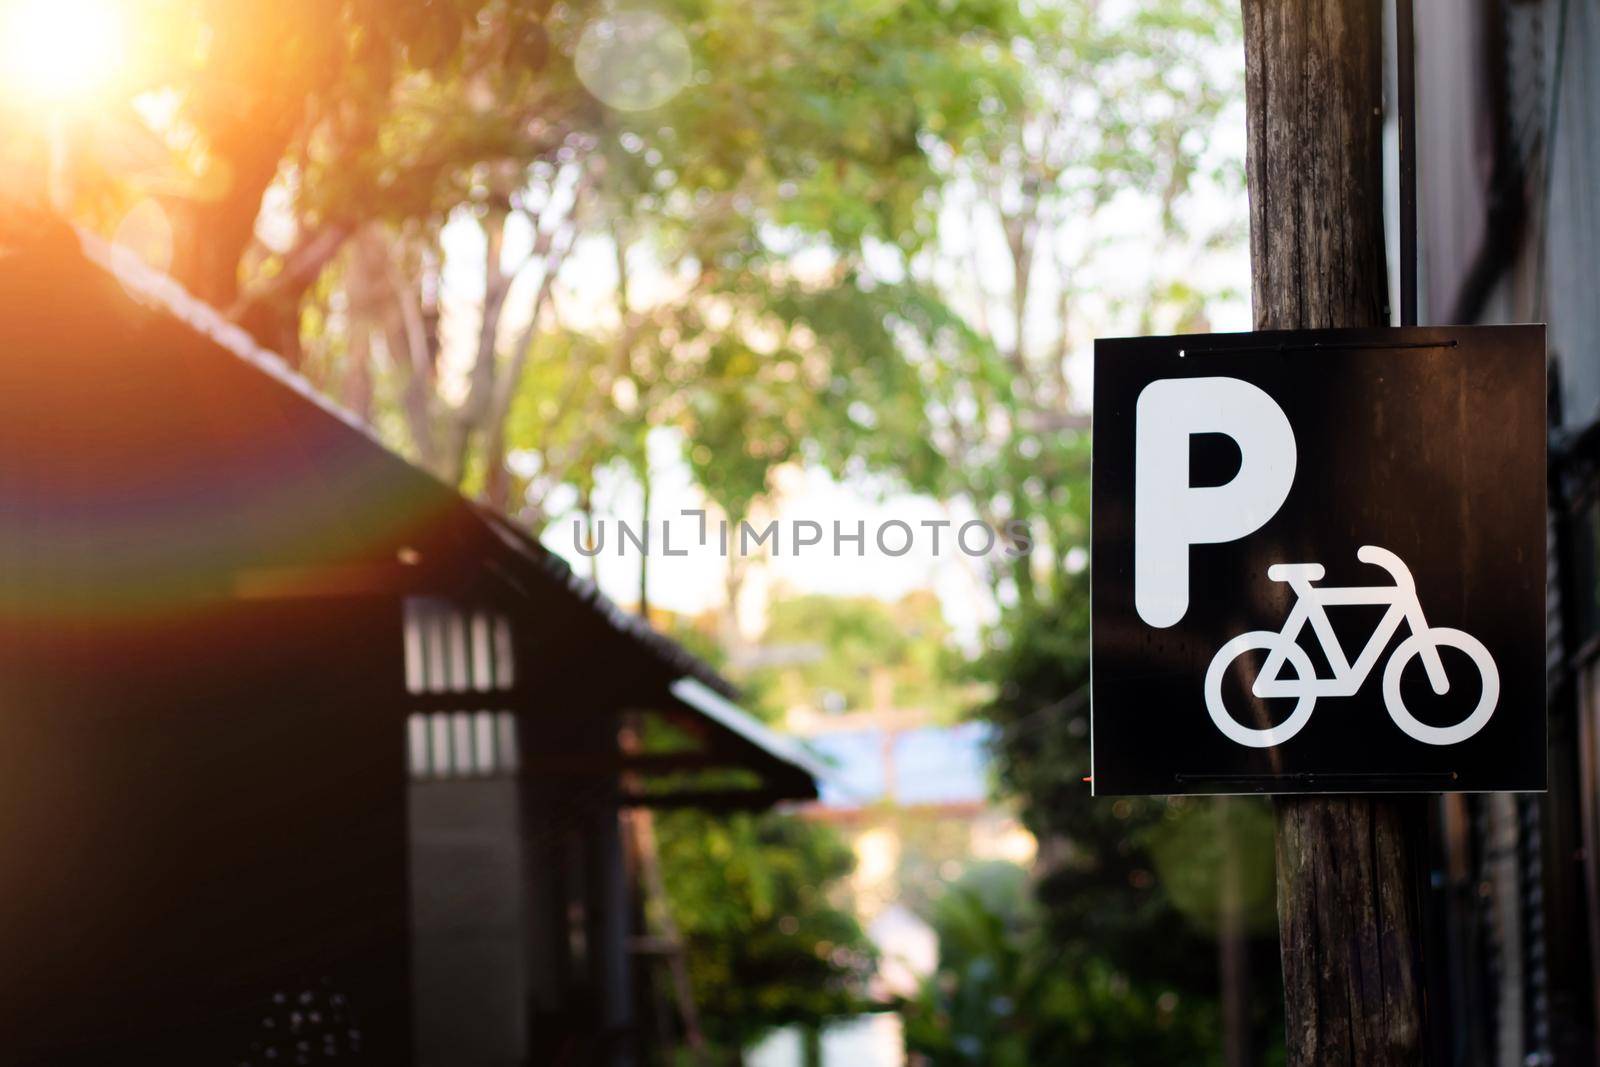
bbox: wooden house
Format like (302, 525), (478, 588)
(0, 219), (819, 1065)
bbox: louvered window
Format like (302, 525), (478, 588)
(402, 597), (520, 779)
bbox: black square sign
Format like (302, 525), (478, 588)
(1091, 325), (1546, 795)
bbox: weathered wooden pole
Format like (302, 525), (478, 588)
(1240, 2), (1428, 1063)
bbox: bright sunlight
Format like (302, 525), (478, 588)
(0, 0), (125, 107)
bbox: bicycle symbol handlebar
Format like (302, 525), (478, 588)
(1204, 545), (1500, 748)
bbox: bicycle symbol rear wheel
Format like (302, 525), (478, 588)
(1381, 627), (1499, 745)
(1205, 631), (1318, 748)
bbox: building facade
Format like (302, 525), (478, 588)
(1413, 0), (1600, 1062)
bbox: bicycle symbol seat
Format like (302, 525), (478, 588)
(1205, 545), (1500, 748)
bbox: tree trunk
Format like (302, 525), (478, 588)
(445, 208), (514, 486)
(1241, 1), (1427, 1063)
(485, 221), (575, 511)
(169, 94), (304, 310)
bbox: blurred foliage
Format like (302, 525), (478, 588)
(744, 591), (971, 720)
(904, 863), (1232, 1067)
(646, 608), (877, 1061)
(24, 0), (1027, 505)
(476, 0), (1030, 522)
(655, 808), (875, 1059)
(1147, 799), (1280, 941)
(254, 0), (1032, 506)
(976, 583), (1286, 1063)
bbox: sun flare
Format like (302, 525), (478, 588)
(0, 0), (126, 107)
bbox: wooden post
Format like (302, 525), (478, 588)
(1240, 2), (1428, 1063)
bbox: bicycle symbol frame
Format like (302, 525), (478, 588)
(1205, 545), (1500, 748)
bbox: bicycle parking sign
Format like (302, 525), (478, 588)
(1090, 325), (1546, 795)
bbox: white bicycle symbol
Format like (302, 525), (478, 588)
(1205, 545), (1500, 748)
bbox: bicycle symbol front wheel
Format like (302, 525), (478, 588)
(1205, 631), (1318, 748)
(1381, 627), (1500, 745)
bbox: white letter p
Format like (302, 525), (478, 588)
(1134, 376), (1296, 628)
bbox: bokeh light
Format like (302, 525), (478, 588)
(111, 197), (174, 275)
(574, 10), (692, 112)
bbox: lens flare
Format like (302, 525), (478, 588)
(574, 10), (692, 112)
(111, 197), (174, 274)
